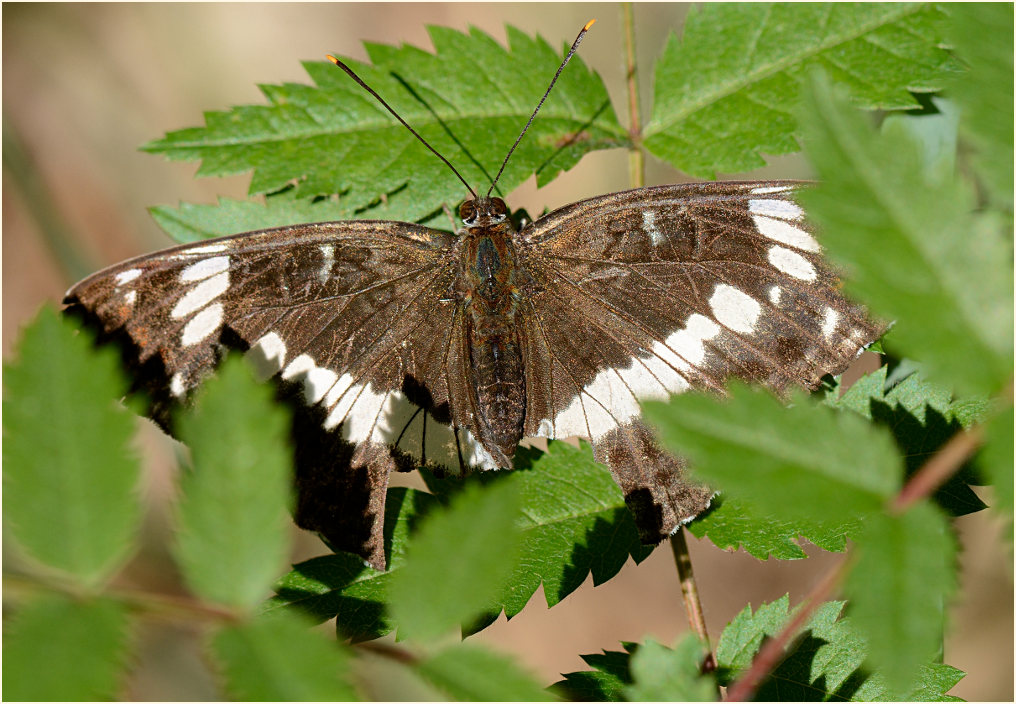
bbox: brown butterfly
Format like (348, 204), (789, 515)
(65, 23), (879, 569)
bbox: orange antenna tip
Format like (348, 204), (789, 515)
(584, 19), (596, 30)
(325, 54), (340, 65)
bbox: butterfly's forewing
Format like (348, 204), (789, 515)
(517, 181), (882, 539)
(65, 220), (494, 568)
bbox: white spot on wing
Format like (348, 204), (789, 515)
(552, 395), (588, 439)
(320, 378), (387, 444)
(123, 290), (137, 306)
(318, 244), (335, 284)
(768, 245), (817, 281)
(768, 286), (782, 305)
(273, 351), (498, 473)
(343, 385), (387, 444)
(324, 373), (356, 408)
(750, 185), (794, 195)
(282, 354), (315, 381)
(642, 210), (664, 246)
(280, 354), (342, 403)
(186, 243), (229, 255)
(323, 382), (359, 429)
(752, 214), (820, 252)
(615, 362), (670, 401)
(115, 269), (142, 286)
(460, 429), (498, 470)
(180, 302), (223, 346)
(370, 391), (416, 444)
(180, 256), (230, 282)
(170, 372), (186, 398)
(665, 313), (720, 367)
(305, 368), (339, 404)
(749, 198), (804, 221)
(246, 332), (287, 380)
(641, 351), (691, 393)
(709, 284), (761, 334)
(171, 271), (229, 319)
(551, 328), (705, 440)
(585, 371), (640, 431)
(822, 307), (840, 340)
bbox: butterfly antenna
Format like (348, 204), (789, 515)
(486, 19), (595, 198)
(326, 54), (478, 200)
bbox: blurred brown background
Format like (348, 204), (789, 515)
(3, 4), (1011, 700)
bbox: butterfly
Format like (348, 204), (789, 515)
(64, 24), (880, 569)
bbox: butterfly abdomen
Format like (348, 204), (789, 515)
(460, 227), (528, 466)
(468, 328), (526, 466)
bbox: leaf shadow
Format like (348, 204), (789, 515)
(552, 643), (639, 702)
(268, 553), (389, 640)
(867, 398), (986, 516)
(752, 631), (867, 701)
(390, 72), (494, 190)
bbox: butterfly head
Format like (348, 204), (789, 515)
(459, 197), (509, 229)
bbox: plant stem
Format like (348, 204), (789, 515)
(621, 2), (644, 188)
(725, 557), (851, 702)
(890, 424), (985, 514)
(670, 528), (715, 672)
(629, 3), (712, 671)
(725, 405), (1001, 701)
(3, 572), (239, 624)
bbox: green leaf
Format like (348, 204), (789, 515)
(174, 356), (293, 611)
(716, 595), (795, 679)
(827, 366), (989, 516)
(946, 3), (1014, 207)
(799, 71), (1014, 397)
(266, 487), (434, 641)
(149, 195), (388, 244)
(210, 611), (358, 701)
(845, 502), (957, 694)
(880, 97), (960, 175)
(716, 597), (964, 700)
(3, 306), (141, 586)
(2, 595), (130, 701)
(624, 635), (716, 702)
(415, 643), (555, 702)
(426, 442), (654, 617)
(389, 479), (523, 641)
(644, 3), (957, 177)
(143, 25), (625, 230)
(643, 382), (902, 523)
(552, 644), (636, 702)
(269, 444), (651, 640)
(686, 494), (855, 560)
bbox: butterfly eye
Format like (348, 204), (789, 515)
(489, 198), (508, 223)
(459, 201), (478, 225)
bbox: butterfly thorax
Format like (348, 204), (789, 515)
(455, 197), (527, 467)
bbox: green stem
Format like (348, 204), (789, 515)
(621, 2), (645, 189)
(670, 528), (716, 673)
